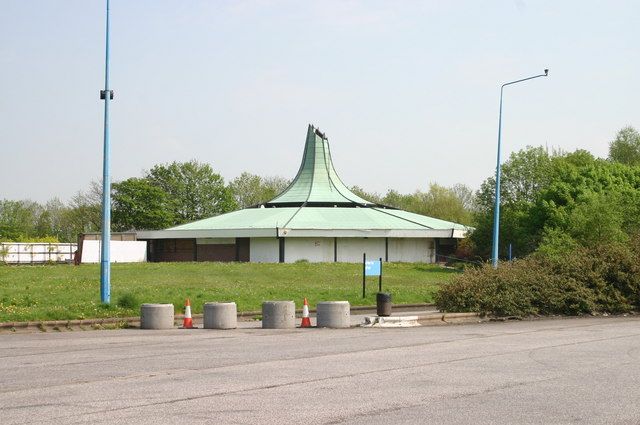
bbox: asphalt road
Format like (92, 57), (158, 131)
(1, 317), (640, 424)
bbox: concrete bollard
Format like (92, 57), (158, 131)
(140, 303), (174, 330)
(262, 301), (296, 329)
(316, 301), (351, 328)
(203, 302), (237, 329)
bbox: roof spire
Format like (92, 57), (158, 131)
(266, 124), (375, 207)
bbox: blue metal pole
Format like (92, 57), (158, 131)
(100, 0), (111, 304)
(491, 69), (549, 269)
(491, 87), (504, 268)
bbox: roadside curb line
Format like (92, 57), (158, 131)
(0, 303), (437, 330)
(416, 312), (481, 323)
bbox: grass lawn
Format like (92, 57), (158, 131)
(0, 262), (457, 322)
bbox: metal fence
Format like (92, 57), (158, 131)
(0, 243), (77, 264)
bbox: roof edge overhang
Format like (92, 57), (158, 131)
(255, 202), (394, 209)
(136, 229), (277, 239)
(277, 228), (467, 238)
(137, 228), (468, 240)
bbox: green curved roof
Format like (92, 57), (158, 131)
(134, 206), (468, 239)
(267, 125), (375, 206)
(137, 124), (471, 240)
(169, 207), (468, 232)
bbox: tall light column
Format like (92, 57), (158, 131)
(100, 0), (112, 303)
(491, 69), (548, 268)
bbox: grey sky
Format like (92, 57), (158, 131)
(1, 0), (638, 203)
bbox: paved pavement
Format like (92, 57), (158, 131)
(1, 316), (639, 424)
(236, 307), (443, 328)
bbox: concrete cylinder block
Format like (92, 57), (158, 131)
(203, 302), (237, 329)
(262, 301), (296, 329)
(140, 303), (174, 330)
(316, 301), (350, 328)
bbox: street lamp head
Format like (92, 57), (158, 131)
(544, 69), (549, 76)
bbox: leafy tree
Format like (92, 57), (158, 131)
(535, 227), (579, 259)
(36, 198), (71, 241)
(475, 146), (552, 211)
(377, 185), (473, 226)
(379, 189), (410, 209)
(0, 200), (40, 240)
(471, 145), (640, 259)
(451, 183), (476, 212)
(230, 172), (263, 208)
(229, 173), (290, 209)
(112, 178), (175, 231)
(146, 160), (236, 224)
(471, 146), (557, 258)
(350, 186), (382, 204)
(0, 197), (88, 242)
(60, 181), (103, 240)
(534, 150), (640, 233)
(262, 175), (291, 201)
(417, 184), (472, 225)
(609, 126), (640, 166)
(380, 189), (408, 208)
(566, 192), (627, 246)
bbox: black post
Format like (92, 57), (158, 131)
(362, 252), (366, 298)
(279, 238), (285, 263)
(385, 238), (388, 262)
(378, 257), (382, 292)
(193, 239), (197, 262)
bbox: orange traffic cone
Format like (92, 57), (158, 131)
(301, 298), (311, 328)
(183, 299), (194, 329)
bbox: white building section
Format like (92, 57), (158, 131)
(249, 238), (279, 263)
(388, 238), (434, 263)
(81, 240), (147, 263)
(245, 237), (438, 264)
(284, 238), (334, 263)
(336, 238), (385, 262)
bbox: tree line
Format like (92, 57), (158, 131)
(1, 126), (639, 262)
(436, 126), (640, 317)
(469, 125), (640, 260)
(0, 162), (290, 242)
(0, 159), (473, 243)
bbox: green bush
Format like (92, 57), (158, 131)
(436, 241), (640, 317)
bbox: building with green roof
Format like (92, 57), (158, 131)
(137, 125), (469, 263)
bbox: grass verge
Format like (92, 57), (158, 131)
(0, 262), (456, 322)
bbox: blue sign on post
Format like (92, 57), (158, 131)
(365, 260), (381, 276)
(362, 254), (383, 298)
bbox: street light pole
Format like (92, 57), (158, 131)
(491, 69), (548, 268)
(100, 0), (112, 303)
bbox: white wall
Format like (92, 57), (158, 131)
(245, 237), (437, 263)
(388, 238), (434, 263)
(249, 238), (279, 263)
(336, 238), (385, 263)
(81, 240), (147, 263)
(284, 238), (334, 263)
(0, 243), (76, 264)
